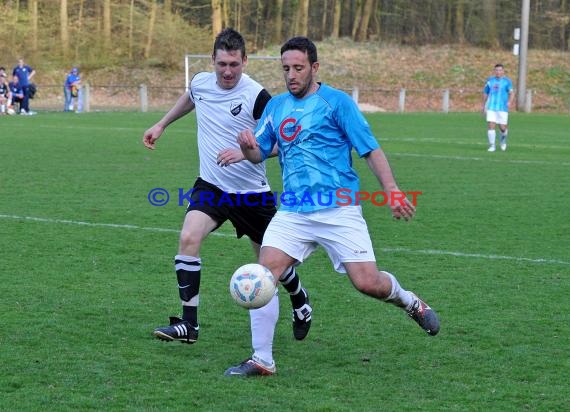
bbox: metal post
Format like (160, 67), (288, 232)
(442, 89), (450, 113)
(517, 0), (530, 111)
(399, 88), (406, 113)
(83, 83), (90, 113)
(351, 86), (359, 105)
(140, 84), (148, 113)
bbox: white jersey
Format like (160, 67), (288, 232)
(189, 72), (271, 193)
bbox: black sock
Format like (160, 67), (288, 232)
(174, 254), (201, 327)
(280, 267), (306, 309)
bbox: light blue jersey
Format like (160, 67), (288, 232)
(255, 83), (379, 213)
(484, 76), (513, 112)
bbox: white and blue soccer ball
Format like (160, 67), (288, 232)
(230, 263), (276, 309)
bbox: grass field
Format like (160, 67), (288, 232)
(1, 112), (568, 411)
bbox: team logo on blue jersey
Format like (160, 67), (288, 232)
(230, 102), (242, 116)
(279, 118), (301, 142)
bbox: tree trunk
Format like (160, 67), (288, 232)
(355, 0), (374, 42)
(482, 0), (499, 48)
(75, 0), (85, 61)
(273, 0), (283, 44)
(144, 0), (158, 59)
(455, 0), (465, 44)
(103, 0), (112, 50)
(331, 0), (341, 38)
(60, 0), (69, 59)
(29, 0), (38, 55)
(296, 0), (309, 36)
(129, 0), (134, 59)
(211, 0), (223, 40)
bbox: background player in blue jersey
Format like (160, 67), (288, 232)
(229, 36), (440, 377)
(12, 58), (36, 115)
(482, 63), (515, 152)
(142, 29), (312, 373)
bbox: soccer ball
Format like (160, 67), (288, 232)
(7, 107), (16, 115)
(229, 263), (276, 309)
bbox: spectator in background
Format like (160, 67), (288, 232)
(0, 70), (10, 115)
(8, 75), (24, 114)
(64, 67), (82, 113)
(12, 58), (36, 115)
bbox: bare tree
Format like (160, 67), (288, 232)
(144, 0), (158, 59)
(29, 0), (38, 55)
(331, 0), (341, 38)
(212, 0), (222, 39)
(103, 0), (112, 50)
(296, 0), (310, 36)
(60, 0), (69, 59)
(354, 0), (374, 41)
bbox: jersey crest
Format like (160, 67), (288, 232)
(230, 101), (242, 116)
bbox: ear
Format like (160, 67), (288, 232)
(311, 62), (319, 74)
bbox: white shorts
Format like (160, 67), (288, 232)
(486, 110), (509, 125)
(262, 206), (376, 273)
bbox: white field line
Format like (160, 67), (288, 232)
(390, 152), (570, 167)
(1, 213), (568, 266)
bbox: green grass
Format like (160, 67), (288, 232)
(1, 112), (568, 411)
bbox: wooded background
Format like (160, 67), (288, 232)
(1, 0), (568, 68)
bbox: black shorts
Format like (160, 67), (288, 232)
(185, 177), (277, 244)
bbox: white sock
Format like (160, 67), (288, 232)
(0, 104), (5, 113)
(250, 290), (279, 365)
(488, 130), (496, 146)
(383, 271), (414, 309)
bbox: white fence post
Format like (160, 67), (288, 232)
(442, 89), (450, 113)
(83, 83), (90, 113)
(140, 84), (148, 113)
(524, 89), (532, 113)
(398, 88), (406, 113)
(351, 86), (359, 104)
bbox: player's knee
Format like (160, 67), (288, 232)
(179, 230), (203, 252)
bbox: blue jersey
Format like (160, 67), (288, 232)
(9, 81), (23, 97)
(13, 65), (33, 86)
(484, 76), (513, 112)
(65, 73), (81, 88)
(255, 83), (379, 213)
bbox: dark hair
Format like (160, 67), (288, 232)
(494, 63), (504, 69)
(280, 37), (318, 64)
(213, 28), (246, 58)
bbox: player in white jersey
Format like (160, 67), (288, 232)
(227, 36), (440, 377)
(482, 64), (515, 152)
(142, 29), (313, 371)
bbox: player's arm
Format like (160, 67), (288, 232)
(507, 89), (515, 109)
(237, 129), (263, 164)
(142, 91), (195, 150)
(364, 148), (415, 221)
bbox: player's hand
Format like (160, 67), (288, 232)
(389, 192), (416, 221)
(142, 124), (164, 150)
(217, 148), (245, 167)
(237, 129), (259, 150)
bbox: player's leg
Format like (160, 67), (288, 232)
(344, 262), (439, 336)
(230, 194), (313, 340)
(498, 112), (509, 151)
(63, 86), (71, 112)
(317, 206), (439, 336)
(224, 246), (297, 377)
(153, 178), (228, 344)
(486, 111), (498, 151)
(225, 211), (315, 377)
(153, 209), (217, 343)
